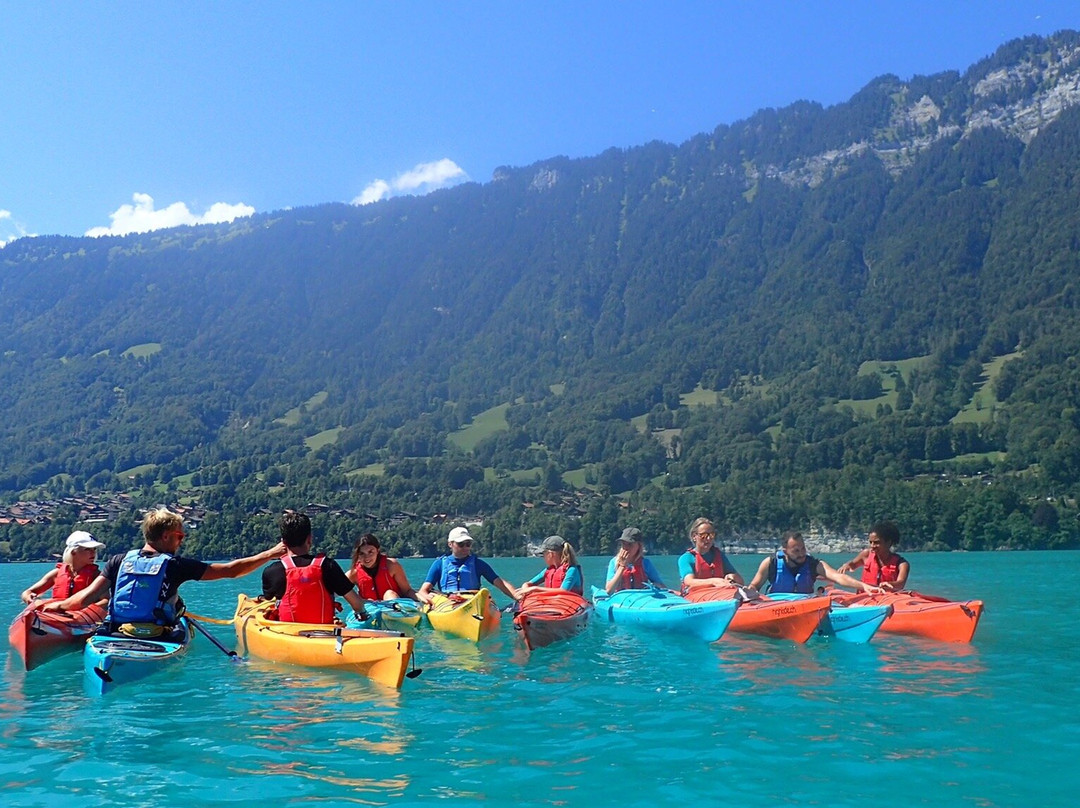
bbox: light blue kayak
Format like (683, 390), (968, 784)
(767, 593), (893, 643)
(343, 599), (424, 631)
(590, 586), (737, 642)
(83, 620), (192, 695)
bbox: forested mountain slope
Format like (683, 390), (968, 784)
(3, 32), (1080, 560)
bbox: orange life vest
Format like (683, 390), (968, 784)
(52, 562), (99, 599)
(353, 554), (399, 600)
(278, 555), (335, 623)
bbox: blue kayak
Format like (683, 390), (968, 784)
(83, 620), (192, 695)
(591, 586), (737, 642)
(344, 599), (424, 631)
(767, 593), (893, 643)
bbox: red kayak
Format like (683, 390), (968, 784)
(829, 590), (984, 643)
(684, 587), (832, 643)
(513, 590), (593, 650)
(8, 599), (108, 671)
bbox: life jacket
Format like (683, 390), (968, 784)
(769, 550), (816, 594)
(691, 548), (730, 580)
(863, 551), (906, 586)
(110, 550), (178, 626)
(620, 561), (649, 590)
(544, 563), (584, 595)
(353, 553), (399, 599)
(439, 555), (481, 592)
(278, 554), (335, 624)
(52, 562), (99, 599)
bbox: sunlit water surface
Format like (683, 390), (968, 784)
(2, 551), (1075, 806)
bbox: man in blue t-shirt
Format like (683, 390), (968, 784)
(417, 526), (520, 604)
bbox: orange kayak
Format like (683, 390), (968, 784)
(685, 587), (831, 643)
(8, 599), (108, 671)
(513, 590), (592, 650)
(829, 590), (984, 642)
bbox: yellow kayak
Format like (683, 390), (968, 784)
(424, 589), (500, 642)
(233, 595), (415, 688)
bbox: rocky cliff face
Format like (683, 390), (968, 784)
(764, 37), (1080, 187)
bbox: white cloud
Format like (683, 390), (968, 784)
(85, 193), (255, 237)
(0, 209), (34, 247)
(353, 158), (467, 205)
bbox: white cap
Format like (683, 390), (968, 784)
(448, 526), (474, 544)
(65, 530), (105, 550)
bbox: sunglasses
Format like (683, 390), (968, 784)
(453, 541), (473, 547)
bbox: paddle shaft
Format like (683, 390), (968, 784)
(186, 616), (241, 661)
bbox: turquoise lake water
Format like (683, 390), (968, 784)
(2, 550), (1076, 807)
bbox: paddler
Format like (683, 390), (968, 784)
(519, 535), (585, 595)
(838, 521), (910, 591)
(43, 508), (285, 639)
(21, 530), (108, 605)
(678, 518), (744, 594)
(604, 527), (665, 593)
(749, 530), (883, 595)
(346, 532), (419, 601)
(416, 526), (520, 605)
(262, 511), (371, 622)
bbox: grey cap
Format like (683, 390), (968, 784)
(617, 527), (643, 544)
(539, 535), (566, 554)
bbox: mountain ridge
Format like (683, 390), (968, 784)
(3, 31), (1080, 560)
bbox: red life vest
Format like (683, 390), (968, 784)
(621, 561), (648, 590)
(52, 562), (99, 599)
(691, 548), (730, 580)
(278, 555), (335, 623)
(863, 551), (905, 585)
(353, 554), (399, 599)
(543, 563), (583, 595)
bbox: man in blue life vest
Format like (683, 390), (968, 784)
(749, 530), (883, 595)
(43, 508), (286, 637)
(416, 526), (520, 604)
(261, 510), (370, 623)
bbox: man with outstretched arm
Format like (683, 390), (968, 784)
(44, 508), (286, 637)
(749, 530), (884, 595)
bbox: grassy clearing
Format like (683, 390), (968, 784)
(952, 351), (1022, 425)
(276, 391), (329, 426)
(680, 384), (719, 408)
(834, 355), (933, 415)
(305, 427), (343, 451)
(347, 463), (386, 478)
(122, 342), (162, 359)
(448, 403), (509, 452)
(118, 463), (156, 479)
(550, 383), (566, 396)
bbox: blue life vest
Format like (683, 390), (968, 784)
(770, 549), (815, 594)
(440, 555), (480, 592)
(110, 550), (178, 625)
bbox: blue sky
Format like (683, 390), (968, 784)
(1, 2), (1075, 243)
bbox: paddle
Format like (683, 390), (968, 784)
(185, 616), (243, 663)
(184, 611), (233, 625)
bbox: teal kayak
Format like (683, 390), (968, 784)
(590, 586), (737, 642)
(767, 593), (892, 643)
(344, 599), (424, 631)
(83, 620), (192, 695)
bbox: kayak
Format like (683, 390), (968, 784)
(344, 598), (425, 632)
(590, 586), (737, 643)
(424, 589), (500, 642)
(84, 620), (192, 695)
(8, 599), (107, 671)
(767, 593), (893, 643)
(830, 590), (984, 642)
(513, 590), (593, 650)
(234, 595), (415, 689)
(684, 587), (831, 643)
